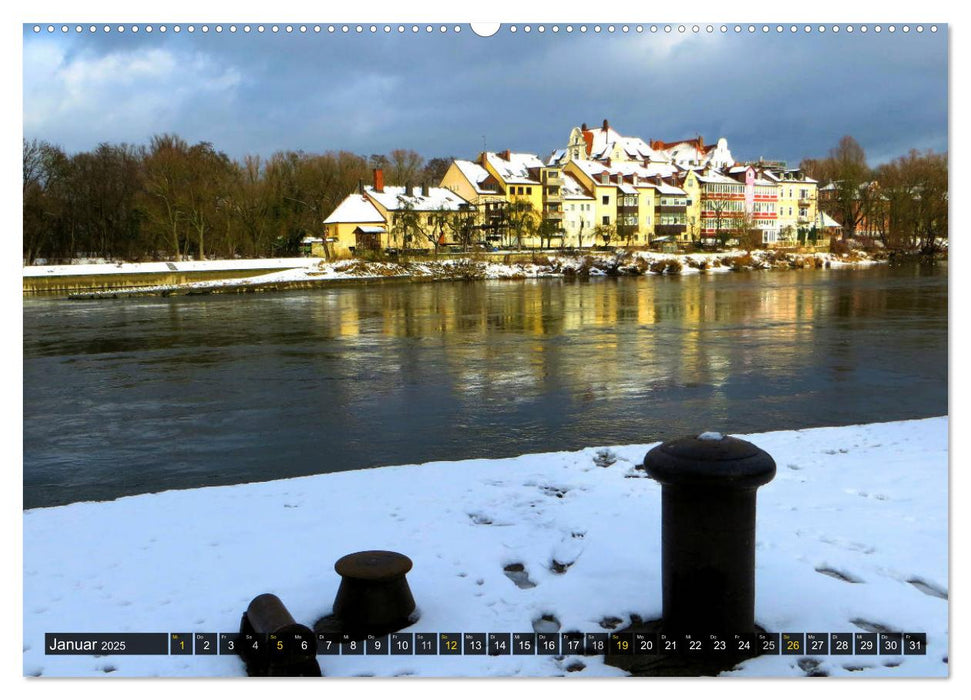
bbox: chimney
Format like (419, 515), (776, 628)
(655, 175), (663, 186)
(373, 168), (384, 193)
(603, 119), (609, 131)
(632, 174), (639, 187)
(421, 182), (429, 198)
(500, 149), (511, 161)
(581, 122), (588, 131)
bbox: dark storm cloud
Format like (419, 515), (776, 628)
(23, 24), (947, 165)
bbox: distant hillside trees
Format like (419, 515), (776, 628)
(22, 136), (448, 264)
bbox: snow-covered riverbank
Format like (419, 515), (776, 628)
(58, 250), (886, 299)
(23, 417), (947, 678)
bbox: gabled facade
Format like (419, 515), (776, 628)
(560, 172), (596, 247)
(771, 168), (820, 244)
(322, 169), (472, 254)
(563, 159), (619, 236)
(651, 135), (735, 170)
(322, 190), (386, 257)
(440, 159), (508, 237)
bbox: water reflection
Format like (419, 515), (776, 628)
(23, 264), (947, 508)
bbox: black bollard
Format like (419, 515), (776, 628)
(238, 593), (321, 677)
(644, 432), (775, 635)
(318, 550), (417, 639)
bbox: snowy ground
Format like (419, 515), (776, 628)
(23, 417), (947, 678)
(56, 250), (885, 298)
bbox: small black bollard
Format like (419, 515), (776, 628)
(238, 593), (321, 676)
(644, 432), (775, 635)
(316, 550), (417, 639)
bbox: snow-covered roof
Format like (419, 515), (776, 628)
(817, 211), (842, 228)
(483, 152), (544, 184)
(366, 185), (471, 212)
(656, 182), (687, 196)
(354, 226), (386, 234)
(581, 125), (657, 161)
(560, 172), (594, 200)
(642, 161), (678, 178)
(778, 168), (818, 184)
(452, 160), (498, 195)
(323, 194), (385, 225)
(568, 159), (616, 185)
(696, 170), (742, 185)
(617, 183), (638, 195)
(547, 148), (567, 165)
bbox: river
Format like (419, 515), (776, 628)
(23, 262), (947, 509)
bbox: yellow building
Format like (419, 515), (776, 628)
(322, 169), (472, 254)
(563, 159), (618, 240)
(478, 151), (572, 248)
(772, 168), (820, 246)
(677, 170), (703, 243)
(560, 172), (596, 248)
(480, 150), (545, 214)
(440, 159), (507, 234)
(322, 193), (385, 257)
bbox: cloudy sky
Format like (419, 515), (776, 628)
(22, 23), (948, 166)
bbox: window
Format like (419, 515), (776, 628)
(602, 216), (610, 225)
(526, 187), (532, 195)
(602, 195), (609, 205)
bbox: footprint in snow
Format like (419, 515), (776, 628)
(532, 614), (561, 633)
(908, 578), (948, 600)
(539, 485), (569, 499)
(815, 566), (864, 583)
(593, 449), (617, 468)
(798, 658), (828, 676)
(503, 563), (537, 589)
(599, 616), (624, 630)
(850, 618), (895, 634)
(550, 534), (585, 574)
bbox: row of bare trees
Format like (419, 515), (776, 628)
(23, 135), (452, 264)
(801, 136), (948, 252)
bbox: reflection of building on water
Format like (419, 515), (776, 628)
(303, 277), (832, 407)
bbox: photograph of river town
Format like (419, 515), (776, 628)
(22, 20), (948, 680)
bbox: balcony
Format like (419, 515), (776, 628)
(655, 223), (686, 236)
(542, 173), (564, 185)
(543, 210), (564, 221)
(798, 197), (812, 206)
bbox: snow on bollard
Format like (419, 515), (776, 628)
(315, 550), (417, 640)
(644, 432), (775, 635)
